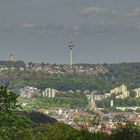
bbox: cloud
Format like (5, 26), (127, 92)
(64, 0), (87, 6)
(46, 22), (65, 32)
(68, 25), (80, 36)
(132, 23), (140, 31)
(18, 23), (37, 28)
(98, 19), (118, 26)
(67, 19), (122, 37)
(128, 7), (140, 17)
(80, 6), (105, 17)
(107, 11), (117, 18)
(1, 22), (65, 35)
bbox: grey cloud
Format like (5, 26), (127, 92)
(80, 6), (105, 17)
(67, 25), (81, 36)
(18, 23), (37, 28)
(1, 22), (65, 35)
(0, 18), (123, 38)
(46, 23), (65, 32)
(98, 19), (118, 26)
(64, 0), (88, 6)
(107, 11), (118, 18)
(128, 7), (140, 17)
(68, 20), (123, 36)
(132, 23), (140, 31)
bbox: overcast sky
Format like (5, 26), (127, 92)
(0, 0), (140, 64)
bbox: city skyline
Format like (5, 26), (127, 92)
(0, 0), (140, 64)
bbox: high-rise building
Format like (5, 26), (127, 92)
(42, 88), (58, 98)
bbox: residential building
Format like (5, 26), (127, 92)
(134, 88), (140, 98)
(20, 86), (39, 98)
(42, 88), (58, 98)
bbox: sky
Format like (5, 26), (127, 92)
(0, 0), (140, 64)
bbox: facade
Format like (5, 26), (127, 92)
(111, 84), (128, 95)
(93, 95), (105, 101)
(116, 91), (129, 99)
(134, 88), (140, 98)
(111, 100), (114, 107)
(20, 86), (39, 98)
(110, 84), (129, 99)
(42, 88), (58, 98)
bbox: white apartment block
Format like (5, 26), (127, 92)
(42, 88), (58, 98)
(134, 88), (140, 98)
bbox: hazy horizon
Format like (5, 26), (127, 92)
(0, 0), (140, 64)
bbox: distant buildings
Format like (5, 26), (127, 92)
(20, 86), (40, 98)
(42, 88), (58, 98)
(111, 84), (127, 94)
(111, 84), (129, 99)
(90, 84), (132, 110)
(20, 86), (59, 98)
(103, 84), (130, 99)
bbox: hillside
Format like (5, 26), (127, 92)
(16, 111), (57, 125)
(0, 61), (140, 92)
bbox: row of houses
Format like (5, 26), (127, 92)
(37, 107), (140, 134)
(0, 62), (109, 75)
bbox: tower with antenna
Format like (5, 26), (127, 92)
(68, 42), (74, 67)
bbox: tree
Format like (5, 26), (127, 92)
(129, 91), (136, 98)
(0, 86), (34, 140)
(47, 122), (108, 140)
(0, 85), (20, 112)
(110, 121), (140, 140)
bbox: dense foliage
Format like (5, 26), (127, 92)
(96, 97), (140, 108)
(36, 92), (88, 108)
(18, 92), (88, 110)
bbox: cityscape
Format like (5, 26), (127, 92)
(0, 56), (140, 137)
(1, 0), (140, 140)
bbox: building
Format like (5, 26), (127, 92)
(111, 84), (128, 95)
(133, 88), (140, 98)
(110, 84), (129, 99)
(20, 86), (39, 98)
(93, 95), (105, 101)
(116, 91), (129, 99)
(110, 100), (114, 107)
(42, 88), (58, 98)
